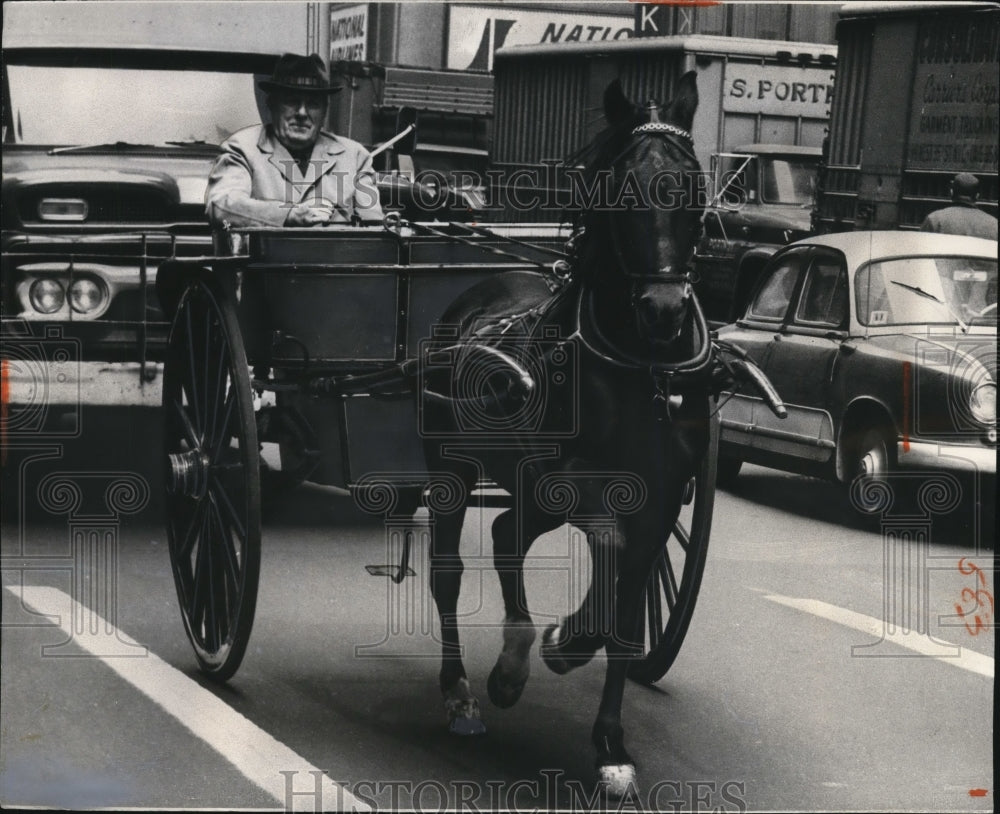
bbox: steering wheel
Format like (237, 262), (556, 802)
(976, 302), (997, 317)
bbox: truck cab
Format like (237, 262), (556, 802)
(1, 45), (281, 420)
(694, 144), (821, 326)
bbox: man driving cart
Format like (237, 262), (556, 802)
(205, 52), (383, 228)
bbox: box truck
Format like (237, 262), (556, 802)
(814, 2), (999, 232)
(489, 35), (837, 322)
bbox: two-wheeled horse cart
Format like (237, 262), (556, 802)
(156, 222), (729, 684)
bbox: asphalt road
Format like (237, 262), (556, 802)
(1, 450), (995, 812)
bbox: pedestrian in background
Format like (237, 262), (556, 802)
(920, 173), (998, 240)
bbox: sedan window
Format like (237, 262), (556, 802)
(748, 256), (801, 320)
(795, 257), (848, 327)
(856, 256), (998, 327)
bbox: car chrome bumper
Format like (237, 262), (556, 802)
(897, 441), (997, 475)
(2, 359), (162, 408)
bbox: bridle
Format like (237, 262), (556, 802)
(572, 120), (711, 380)
(601, 122), (700, 284)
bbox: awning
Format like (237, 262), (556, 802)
(380, 66), (493, 117)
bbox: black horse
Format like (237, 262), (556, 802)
(421, 72), (707, 796)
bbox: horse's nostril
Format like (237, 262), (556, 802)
(637, 295), (659, 324)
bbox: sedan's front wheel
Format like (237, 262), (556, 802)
(855, 427), (892, 481)
(847, 426), (905, 517)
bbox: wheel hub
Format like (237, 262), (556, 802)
(860, 449), (885, 479)
(168, 449), (211, 498)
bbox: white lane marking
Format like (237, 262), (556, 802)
(11, 585), (370, 812)
(762, 592), (994, 678)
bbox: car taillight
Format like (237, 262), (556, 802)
(68, 278), (106, 314)
(29, 279), (65, 314)
(969, 382), (997, 426)
(37, 198), (89, 222)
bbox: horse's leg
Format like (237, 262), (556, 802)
(486, 502), (560, 708)
(588, 508), (674, 796)
(592, 414), (710, 796)
(429, 485), (486, 735)
(540, 524), (617, 675)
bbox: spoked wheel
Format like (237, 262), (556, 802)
(163, 274), (261, 682)
(629, 406), (718, 685)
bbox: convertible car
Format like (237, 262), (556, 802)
(716, 231), (996, 517)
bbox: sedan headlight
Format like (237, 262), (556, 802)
(29, 279), (65, 314)
(68, 278), (106, 314)
(969, 382), (997, 426)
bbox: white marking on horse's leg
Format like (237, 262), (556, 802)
(596, 763), (637, 799)
(443, 677), (486, 735)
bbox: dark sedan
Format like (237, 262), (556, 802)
(716, 231), (997, 516)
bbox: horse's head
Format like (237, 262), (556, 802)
(584, 73), (702, 353)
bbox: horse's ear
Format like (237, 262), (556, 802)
(603, 79), (634, 126)
(666, 70), (699, 132)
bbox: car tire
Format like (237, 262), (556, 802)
(716, 455), (743, 489)
(854, 427), (892, 481)
(847, 426), (905, 516)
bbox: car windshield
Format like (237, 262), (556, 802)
(855, 256), (998, 327)
(760, 158), (817, 205)
(4, 62), (266, 146)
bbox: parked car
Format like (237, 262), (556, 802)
(716, 231), (996, 518)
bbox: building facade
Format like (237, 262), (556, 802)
(323, 2), (838, 71)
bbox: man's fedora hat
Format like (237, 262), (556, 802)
(259, 53), (342, 95)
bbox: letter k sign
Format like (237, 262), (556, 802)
(638, 5), (662, 35)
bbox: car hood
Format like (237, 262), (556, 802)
(2, 146), (219, 227)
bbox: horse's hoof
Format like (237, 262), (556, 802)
(444, 678), (486, 736)
(487, 662), (526, 708)
(487, 618), (535, 707)
(448, 716), (487, 736)
(596, 763), (637, 799)
(540, 624), (573, 675)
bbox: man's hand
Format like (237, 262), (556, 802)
(284, 199), (335, 226)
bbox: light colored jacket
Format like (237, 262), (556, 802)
(205, 125), (383, 227)
(920, 204), (998, 240)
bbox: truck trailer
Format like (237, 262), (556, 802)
(488, 35), (836, 323)
(815, 2), (999, 232)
